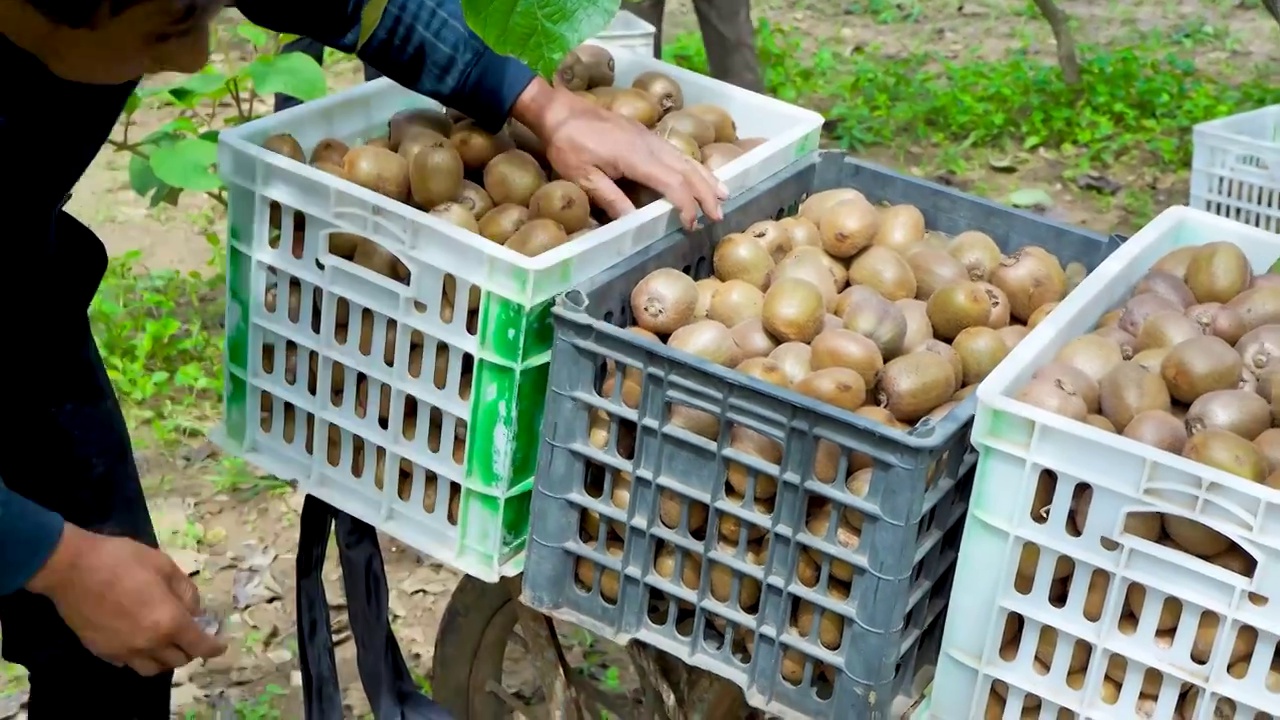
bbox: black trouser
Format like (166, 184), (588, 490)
(275, 37), (383, 113)
(0, 211), (170, 718)
(623, 0), (763, 93)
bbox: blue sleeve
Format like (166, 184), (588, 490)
(0, 478), (64, 596)
(237, 0), (538, 134)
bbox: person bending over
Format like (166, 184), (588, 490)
(0, 0), (724, 716)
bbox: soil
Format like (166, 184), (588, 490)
(0, 2), (1271, 718)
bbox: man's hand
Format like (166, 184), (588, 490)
(26, 523), (227, 676)
(512, 78), (728, 230)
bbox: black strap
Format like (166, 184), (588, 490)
(296, 495), (454, 720)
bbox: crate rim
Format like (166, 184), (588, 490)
(976, 203), (1280, 503)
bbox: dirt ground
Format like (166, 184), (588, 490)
(0, 2), (1273, 718)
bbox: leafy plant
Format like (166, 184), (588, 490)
(461, 0), (621, 77)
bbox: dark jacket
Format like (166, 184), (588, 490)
(0, 0), (536, 595)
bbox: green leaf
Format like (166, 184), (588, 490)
(1268, 258), (1280, 275)
(128, 153), (166, 197)
(462, 0), (621, 78)
(246, 52), (327, 101)
(236, 22), (270, 49)
(161, 69), (229, 106)
(124, 91), (142, 116)
(1007, 188), (1054, 208)
(149, 137), (221, 192)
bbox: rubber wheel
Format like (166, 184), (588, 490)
(431, 574), (521, 719)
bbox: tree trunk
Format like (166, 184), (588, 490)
(1032, 0), (1082, 86)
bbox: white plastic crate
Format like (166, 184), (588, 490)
(591, 10), (657, 56)
(932, 207), (1280, 719)
(213, 56), (821, 581)
(1191, 105), (1280, 233)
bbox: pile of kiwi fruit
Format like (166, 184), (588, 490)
(257, 279), (468, 526)
(259, 42), (763, 264)
(997, 241), (1280, 718)
(572, 187), (1084, 691)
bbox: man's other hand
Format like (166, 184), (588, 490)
(513, 78), (728, 230)
(26, 523), (227, 676)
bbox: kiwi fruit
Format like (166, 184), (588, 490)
(841, 286), (908, 360)
(1118, 293), (1181, 337)
(1160, 335), (1242, 404)
(897, 298), (934, 352)
(1186, 389), (1271, 440)
(454, 180), (494, 219)
(1151, 246), (1198, 278)
(343, 145), (411, 201)
(364, 136), (392, 150)
(1099, 361), (1172, 432)
(1132, 347), (1170, 375)
(1016, 377), (1088, 421)
(1185, 302), (1246, 345)
(327, 232), (364, 260)
(701, 143), (744, 171)
(1084, 414), (1116, 432)
(477, 204), (530, 244)
(554, 50), (590, 91)
(1096, 309), (1123, 328)
(1032, 362), (1100, 414)
(1235, 325), (1280, 375)
(309, 138), (348, 165)
(685, 104), (737, 143)
(264, 133), (305, 162)
(875, 351), (958, 423)
(484, 150), (547, 206)
(1122, 410), (1187, 453)
(397, 128), (450, 166)
(1183, 429), (1268, 483)
(631, 268), (698, 334)
(708, 280), (765, 328)
(311, 161), (347, 179)
(946, 231), (1003, 281)
(762, 278), (826, 343)
(408, 144), (464, 210)
(529, 180), (591, 234)
(632, 71), (684, 114)
(819, 199), (880, 258)
(1258, 369), (1280, 426)
(798, 189), (866, 225)
(735, 137), (766, 152)
(1225, 285), (1280, 331)
(504, 218), (568, 257)
(1135, 270), (1196, 309)
(388, 108), (453, 147)
(731, 319), (778, 359)
(783, 247), (847, 291)
(713, 233), (775, 290)
(770, 342), (813, 385)
(574, 44), (615, 87)
(505, 119), (545, 159)
(997, 325), (1029, 350)
(1253, 428), (1280, 473)
(794, 367), (867, 413)
(744, 221), (791, 261)
(1184, 242), (1251, 304)
(656, 128), (701, 161)
(810, 329), (884, 388)
(1027, 303), (1056, 330)
(771, 257), (837, 311)
(1136, 311), (1205, 352)
(694, 278), (720, 320)
(607, 88), (663, 127)
(430, 201), (480, 233)
(978, 282), (1011, 328)
(844, 246), (914, 301)
(952, 326), (1009, 386)
(928, 282), (994, 343)
(920, 339), (964, 389)
(989, 248), (1067, 323)
(450, 121), (514, 170)
(667, 320), (741, 368)
(908, 248), (969, 302)
(864, 205), (923, 252)
(1091, 327), (1136, 359)
(656, 110), (715, 147)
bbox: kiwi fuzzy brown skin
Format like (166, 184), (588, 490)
(770, 342), (813, 385)
(708, 279), (765, 328)
(631, 269), (699, 335)
(771, 257), (837, 312)
(656, 110), (716, 147)
(875, 351), (959, 423)
(1118, 293), (1181, 336)
(997, 324), (1029, 350)
(784, 247), (847, 291)
(762, 277), (827, 343)
(1184, 241), (1252, 304)
(952, 326), (1010, 386)
(454, 180), (494, 219)
(795, 367), (867, 412)
(685, 104), (737, 143)
(1099, 361), (1173, 432)
(1026, 302), (1056, 330)
(946, 231), (1003, 282)
(1257, 369), (1280, 426)
(1186, 389), (1271, 440)
(1225, 285), (1280, 332)
(632, 71), (684, 114)
(1160, 335), (1243, 405)
(701, 143), (744, 171)
(989, 248), (1067, 323)
(927, 281), (994, 341)
(1185, 302), (1247, 345)
(713, 233), (775, 290)
(1136, 311), (1206, 352)
(1235, 324), (1280, 376)
(311, 161), (347, 179)
(529, 180), (592, 234)
(1132, 347), (1170, 375)
(693, 278), (720, 320)
(310, 138), (349, 165)
(264, 133), (306, 162)
(554, 50), (591, 91)
(396, 128), (450, 166)
(1151, 246), (1198, 279)
(871, 205), (927, 253)
(819, 199), (880, 258)
(607, 88), (663, 127)
(744, 220), (791, 262)
(809, 329), (884, 388)
(920, 339), (964, 389)
(656, 128), (701, 161)
(450, 121), (514, 170)
(848, 246), (917, 301)
(388, 108), (453, 147)
(409, 144), (465, 209)
(1016, 377), (1088, 421)
(798, 189), (866, 225)
(1253, 428), (1280, 473)
(429, 201), (480, 233)
(1182, 429), (1268, 483)
(1032, 362), (1100, 414)
(1091, 326), (1137, 360)
(897, 298), (934, 352)
(1123, 410), (1188, 453)
(668, 319), (742, 368)
(504, 218), (569, 257)
(730, 319), (778, 359)
(343, 145), (411, 201)
(484, 150), (548, 206)
(574, 44), (615, 87)
(1134, 270), (1196, 309)
(1085, 414), (1117, 432)
(477, 204), (530, 244)
(907, 248), (968, 301)
(841, 286), (908, 360)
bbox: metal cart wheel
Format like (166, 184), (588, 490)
(431, 574), (755, 720)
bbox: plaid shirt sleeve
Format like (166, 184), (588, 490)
(237, 0), (537, 133)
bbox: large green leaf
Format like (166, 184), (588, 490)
(246, 52), (327, 101)
(462, 0), (620, 78)
(149, 137), (222, 192)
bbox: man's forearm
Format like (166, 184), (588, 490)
(0, 478), (65, 595)
(237, 0), (538, 133)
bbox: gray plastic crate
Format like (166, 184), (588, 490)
(521, 152), (1121, 720)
